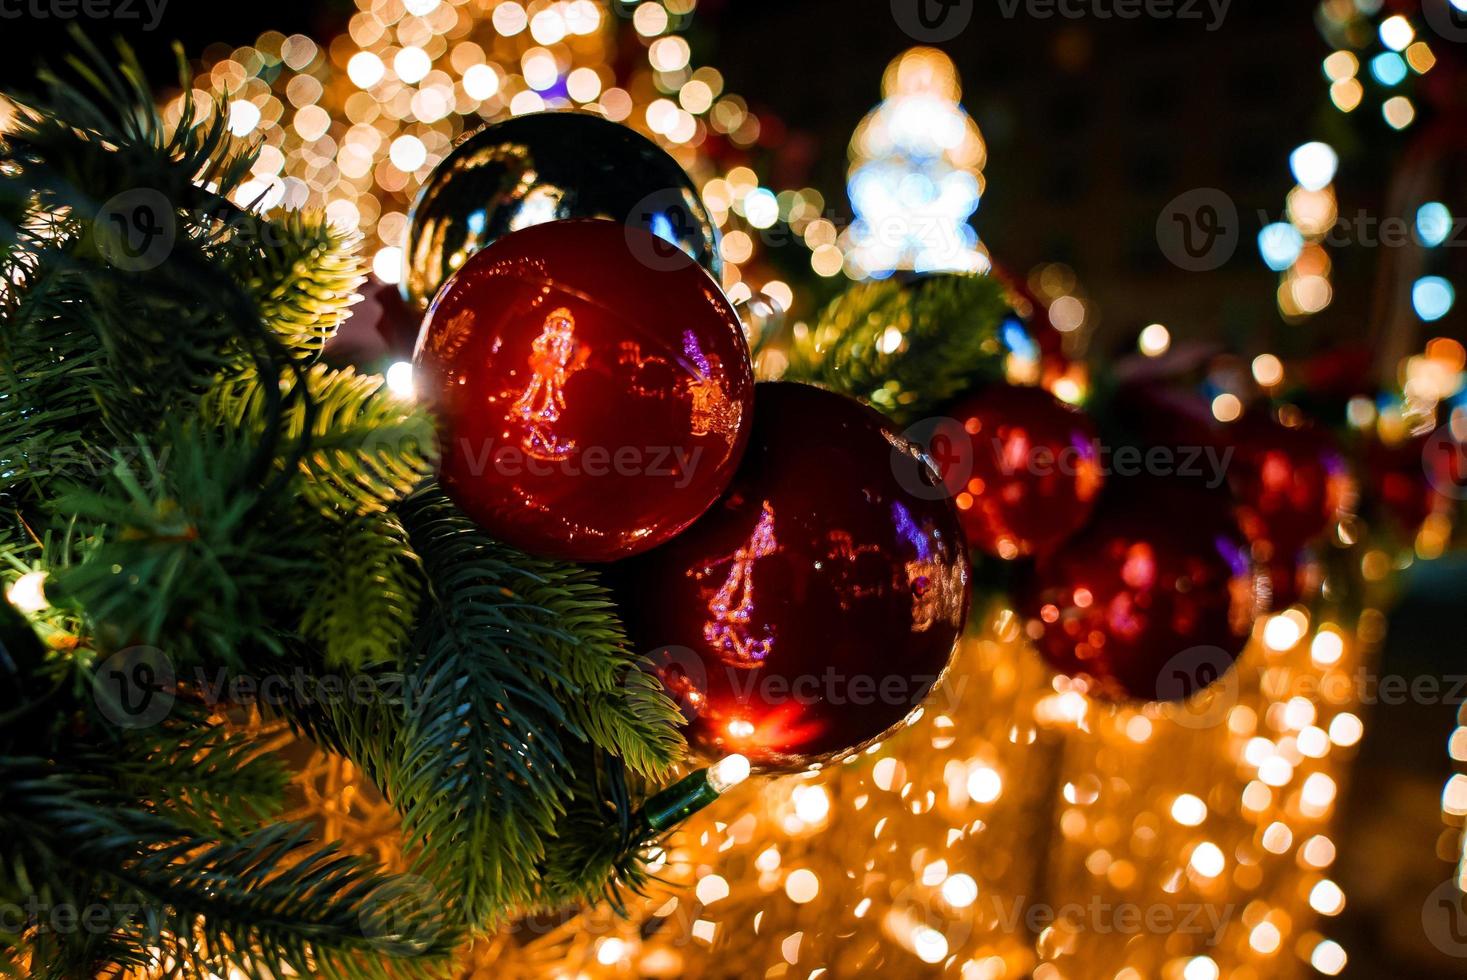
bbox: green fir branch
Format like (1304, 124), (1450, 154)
(363, 487), (684, 926)
(301, 512), (423, 671)
(0, 30), (702, 975)
(223, 209), (366, 355)
(0, 758), (458, 979)
(204, 363), (435, 521)
(786, 273), (1011, 423)
(46, 427), (316, 666)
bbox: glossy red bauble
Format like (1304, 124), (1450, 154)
(1226, 413), (1350, 557)
(1367, 427), (1457, 533)
(938, 384), (1103, 559)
(611, 382), (970, 772)
(413, 219), (754, 562)
(1017, 480), (1260, 702)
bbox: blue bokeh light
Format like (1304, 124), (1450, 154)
(1258, 222), (1305, 272)
(1413, 276), (1455, 322)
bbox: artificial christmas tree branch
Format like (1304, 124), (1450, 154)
(785, 273), (1011, 424)
(0, 33), (693, 977)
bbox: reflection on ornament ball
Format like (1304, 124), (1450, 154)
(611, 382), (970, 773)
(413, 219), (753, 562)
(732, 291), (786, 350)
(402, 111), (720, 308)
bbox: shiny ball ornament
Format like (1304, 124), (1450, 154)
(939, 383), (1103, 559)
(413, 219), (753, 562)
(402, 112), (720, 309)
(611, 382), (970, 772)
(1017, 480), (1259, 702)
(1366, 428), (1454, 533)
(1227, 412), (1350, 557)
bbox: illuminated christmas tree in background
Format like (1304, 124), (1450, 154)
(841, 48), (989, 279)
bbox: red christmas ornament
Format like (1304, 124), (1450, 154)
(1366, 428), (1457, 533)
(937, 384), (1103, 559)
(413, 219), (754, 561)
(611, 382), (970, 772)
(1017, 480), (1260, 702)
(1225, 413), (1350, 602)
(1227, 413), (1349, 552)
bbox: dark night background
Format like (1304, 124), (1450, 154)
(3, 2), (1466, 975)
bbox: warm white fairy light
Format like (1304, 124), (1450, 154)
(5, 571), (48, 613)
(708, 753), (750, 794)
(1138, 323), (1170, 357)
(384, 361), (416, 400)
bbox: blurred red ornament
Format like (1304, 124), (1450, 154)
(1227, 412), (1350, 558)
(937, 384), (1103, 559)
(1017, 480), (1259, 702)
(1368, 425), (1462, 531)
(612, 382), (970, 772)
(414, 219), (754, 562)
